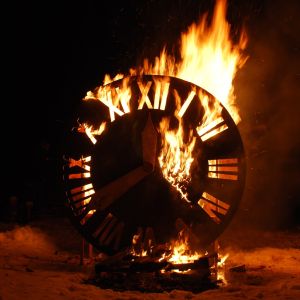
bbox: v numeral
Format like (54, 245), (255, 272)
(198, 192), (230, 224)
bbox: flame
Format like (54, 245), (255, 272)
(84, 0), (247, 151)
(82, 0), (246, 271)
(217, 253), (229, 284)
(84, 77), (131, 122)
(158, 93), (196, 202)
(85, 0), (247, 125)
(139, 0), (247, 124)
(77, 122), (106, 144)
(159, 230), (202, 265)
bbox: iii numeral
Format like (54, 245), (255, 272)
(208, 158), (238, 181)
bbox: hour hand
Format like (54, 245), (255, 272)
(142, 114), (158, 172)
(90, 166), (149, 211)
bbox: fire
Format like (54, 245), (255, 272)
(158, 93), (196, 202)
(77, 122), (106, 144)
(162, 230), (202, 264)
(86, 0), (247, 126)
(138, 0), (247, 124)
(83, 0), (248, 202)
(83, 0), (244, 280)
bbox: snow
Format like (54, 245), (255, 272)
(0, 217), (300, 300)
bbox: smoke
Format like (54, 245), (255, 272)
(233, 0), (300, 229)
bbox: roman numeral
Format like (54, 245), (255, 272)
(103, 90), (125, 122)
(153, 79), (170, 110)
(197, 117), (228, 141)
(208, 158), (238, 180)
(115, 86), (131, 113)
(69, 183), (96, 223)
(137, 81), (153, 109)
(92, 213), (124, 251)
(198, 192), (230, 224)
(178, 90), (196, 118)
(68, 156), (91, 180)
(70, 183), (95, 202)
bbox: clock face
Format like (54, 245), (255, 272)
(63, 75), (246, 255)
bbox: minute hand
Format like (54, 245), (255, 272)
(91, 166), (150, 211)
(91, 114), (158, 212)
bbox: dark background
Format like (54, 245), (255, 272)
(5, 0), (300, 229)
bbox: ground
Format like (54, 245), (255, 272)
(0, 217), (300, 300)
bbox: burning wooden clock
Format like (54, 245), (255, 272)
(63, 75), (246, 255)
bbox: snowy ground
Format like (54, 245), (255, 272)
(0, 217), (300, 300)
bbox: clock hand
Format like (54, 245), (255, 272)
(90, 165), (150, 211)
(88, 114), (158, 212)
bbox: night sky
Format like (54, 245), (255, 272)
(6, 0), (300, 228)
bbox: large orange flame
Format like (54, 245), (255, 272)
(138, 0), (248, 124)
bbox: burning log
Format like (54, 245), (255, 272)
(95, 253), (215, 273)
(88, 252), (219, 293)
